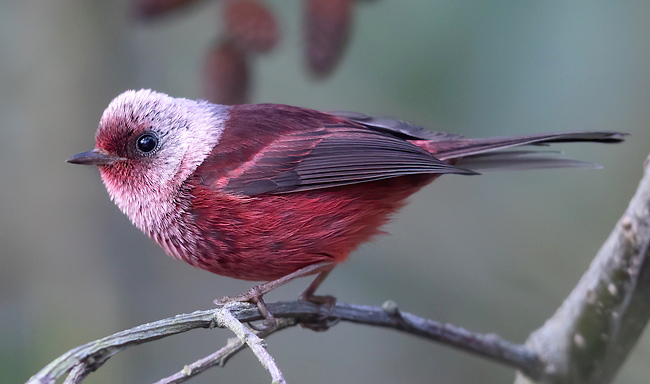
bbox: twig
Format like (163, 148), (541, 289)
(62, 363), (93, 384)
(26, 301), (542, 383)
(215, 303), (286, 384)
(27, 309), (226, 384)
(155, 318), (297, 384)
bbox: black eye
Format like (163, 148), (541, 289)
(136, 133), (158, 154)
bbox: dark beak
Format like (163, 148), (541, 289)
(66, 149), (124, 166)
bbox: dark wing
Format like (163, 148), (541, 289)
(331, 111), (464, 141)
(222, 125), (475, 196)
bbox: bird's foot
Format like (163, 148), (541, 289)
(299, 293), (339, 331)
(214, 261), (338, 329)
(215, 285), (276, 327)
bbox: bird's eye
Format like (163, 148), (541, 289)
(136, 133), (158, 154)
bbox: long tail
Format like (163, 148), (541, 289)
(431, 131), (626, 172)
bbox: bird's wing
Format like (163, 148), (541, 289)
(196, 124), (474, 197)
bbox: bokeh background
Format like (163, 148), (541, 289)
(2, 1), (650, 383)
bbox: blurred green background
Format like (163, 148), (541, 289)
(2, 1), (649, 383)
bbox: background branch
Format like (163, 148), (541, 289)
(516, 155), (650, 384)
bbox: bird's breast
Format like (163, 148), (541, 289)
(164, 175), (437, 281)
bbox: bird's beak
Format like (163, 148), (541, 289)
(66, 149), (125, 166)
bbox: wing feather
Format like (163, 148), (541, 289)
(223, 125), (474, 196)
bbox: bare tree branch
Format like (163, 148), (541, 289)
(26, 300), (543, 384)
(516, 155), (650, 384)
(155, 318), (297, 384)
(62, 363), (94, 384)
(214, 304), (286, 384)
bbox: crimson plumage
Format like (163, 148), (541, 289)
(68, 90), (624, 288)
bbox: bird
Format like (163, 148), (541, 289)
(67, 89), (625, 319)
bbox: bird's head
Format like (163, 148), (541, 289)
(68, 89), (228, 229)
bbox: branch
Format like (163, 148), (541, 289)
(26, 300), (543, 384)
(155, 317), (297, 384)
(214, 304), (286, 384)
(62, 363), (95, 384)
(516, 155), (650, 384)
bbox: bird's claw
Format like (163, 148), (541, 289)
(214, 285), (264, 305)
(215, 286), (277, 326)
(299, 294), (338, 331)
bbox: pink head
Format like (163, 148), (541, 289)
(68, 89), (230, 234)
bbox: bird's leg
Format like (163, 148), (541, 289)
(215, 261), (337, 325)
(249, 291), (276, 327)
(297, 264), (339, 331)
(298, 264), (335, 304)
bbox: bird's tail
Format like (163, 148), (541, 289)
(428, 131), (626, 172)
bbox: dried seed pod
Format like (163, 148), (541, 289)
(204, 40), (250, 105)
(223, 0), (280, 53)
(305, 0), (353, 77)
(133, 0), (200, 19)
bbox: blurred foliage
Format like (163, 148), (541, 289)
(2, 0), (649, 383)
(135, 0), (355, 104)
